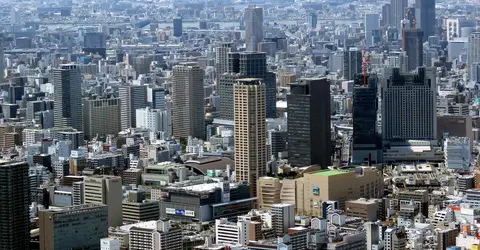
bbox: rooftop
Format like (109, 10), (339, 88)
(312, 170), (349, 177)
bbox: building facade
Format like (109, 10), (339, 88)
(119, 85), (148, 130)
(244, 7), (264, 51)
(53, 64), (82, 130)
(83, 176), (123, 226)
(83, 97), (121, 140)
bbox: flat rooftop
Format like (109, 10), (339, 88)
(312, 170), (349, 177)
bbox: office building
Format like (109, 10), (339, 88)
(437, 228), (458, 250)
(26, 100), (54, 121)
(53, 64), (82, 131)
(366, 222), (383, 250)
(72, 181), (84, 205)
(83, 32), (106, 57)
(345, 199), (379, 221)
(272, 203), (295, 235)
(287, 78), (331, 168)
(390, 0), (408, 31)
(381, 67), (437, 142)
(257, 177), (297, 209)
(122, 190), (160, 224)
(415, 0), (435, 41)
(384, 227), (407, 250)
(468, 32), (480, 70)
(437, 115), (473, 143)
(382, 4), (392, 27)
(136, 107), (172, 138)
(132, 55), (152, 75)
(149, 87), (165, 110)
(404, 29), (424, 71)
(344, 48), (362, 80)
(219, 52), (276, 120)
(83, 176), (123, 226)
(234, 79), (267, 196)
(245, 6), (264, 51)
(295, 167), (384, 216)
(119, 85), (148, 130)
(352, 74), (381, 164)
(101, 238), (121, 250)
(365, 14), (380, 46)
(39, 204), (108, 250)
(173, 18), (182, 37)
(83, 97), (121, 140)
(0, 160), (30, 250)
(172, 63), (205, 139)
(215, 218), (250, 246)
(444, 137), (471, 170)
(215, 42), (236, 87)
(129, 220), (182, 250)
(307, 13), (317, 29)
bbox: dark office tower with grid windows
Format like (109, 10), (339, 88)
(352, 74), (382, 165)
(173, 18), (182, 37)
(287, 78), (331, 168)
(415, 0), (436, 41)
(0, 160), (30, 250)
(53, 64), (82, 131)
(405, 29), (424, 71)
(219, 52), (276, 120)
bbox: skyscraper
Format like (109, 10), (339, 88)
(0, 160), (30, 250)
(215, 42), (236, 89)
(234, 78), (266, 197)
(172, 63), (205, 139)
(381, 67), (437, 143)
(83, 176), (123, 227)
(365, 14), (380, 46)
(82, 96), (121, 140)
(173, 18), (182, 37)
(390, 0), (408, 31)
(245, 7), (264, 51)
(415, 0), (436, 41)
(219, 52), (276, 120)
(382, 4), (392, 27)
(119, 85), (148, 130)
(343, 48), (362, 80)
(352, 74), (381, 165)
(404, 29), (424, 71)
(53, 64), (83, 131)
(468, 32), (480, 70)
(307, 13), (318, 29)
(287, 78), (331, 168)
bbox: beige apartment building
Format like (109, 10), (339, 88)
(257, 167), (384, 217)
(234, 78), (267, 197)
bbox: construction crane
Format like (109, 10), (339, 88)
(402, 8), (417, 51)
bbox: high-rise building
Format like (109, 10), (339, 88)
(352, 74), (381, 165)
(132, 55), (152, 75)
(382, 4), (392, 27)
(26, 100), (54, 121)
(365, 14), (380, 46)
(381, 67), (437, 142)
(83, 176), (123, 227)
(215, 42), (236, 89)
(84, 32), (106, 48)
(307, 13), (318, 29)
(271, 204), (295, 236)
(39, 204), (108, 250)
(390, 0), (408, 31)
(468, 32), (480, 70)
(119, 85), (148, 130)
(404, 29), (424, 71)
(415, 0), (436, 41)
(245, 7), (264, 51)
(173, 18), (182, 37)
(129, 220), (182, 250)
(436, 228), (458, 250)
(53, 64), (82, 131)
(136, 107), (172, 139)
(0, 160), (30, 250)
(82, 97), (121, 140)
(219, 52), (276, 120)
(234, 78), (267, 196)
(343, 48), (362, 80)
(287, 78), (331, 168)
(172, 63), (205, 139)
(149, 87), (165, 110)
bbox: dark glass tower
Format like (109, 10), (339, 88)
(343, 48), (362, 80)
(415, 0), (436, 41)
(0, 161), (30, 250)
(219, 52), (276, 120)
(405, 29), (424, 71)
(352, 74), (381, 165)
(287, 78), (331, 168)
